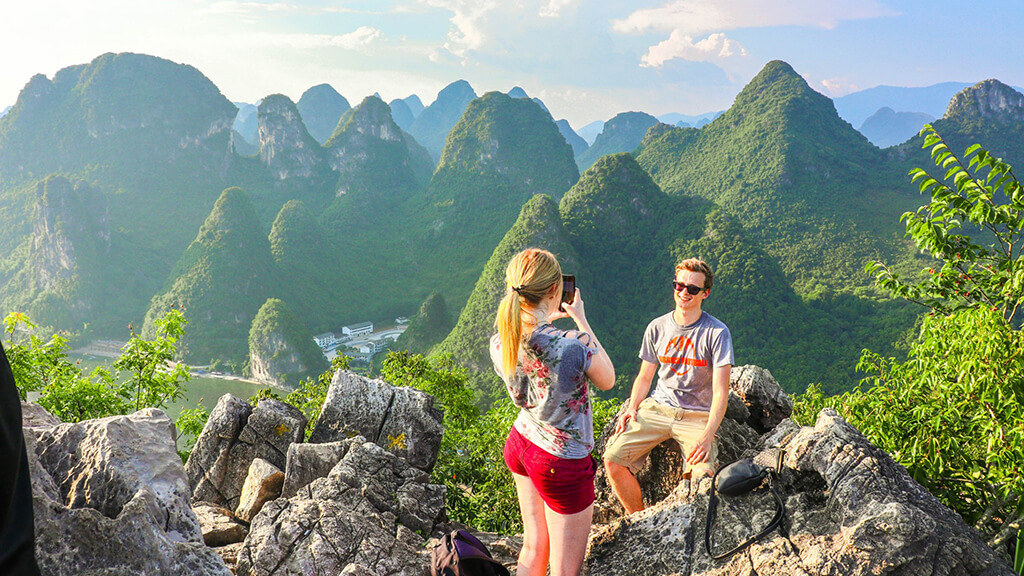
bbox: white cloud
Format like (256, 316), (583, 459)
(539, 0), (576, 18)
(641, 31), (747, 68)
(418, 0), (500, 57)
(615, 0), (896, 69)
(818, 76), (859, 97)
(241, 27), (384, 50)
(614, 0), (895, 36)
(202, 1), (297, 15)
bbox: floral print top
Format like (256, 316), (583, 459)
(490, 324), (595, 459)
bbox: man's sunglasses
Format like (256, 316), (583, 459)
(673, 281), (704, 295)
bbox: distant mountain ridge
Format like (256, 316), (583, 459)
(833, 82), (971, 128)
(296, 84), (351, 145)
(575, 111), (658, 171)
(859, 107), (935, 148)
(410, 80), (477, 160)
(893, 79), (1024, 170)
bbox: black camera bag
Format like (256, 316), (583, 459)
(705, 452), (786, 561)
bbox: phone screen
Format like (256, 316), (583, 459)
(561, 274), (575, 304)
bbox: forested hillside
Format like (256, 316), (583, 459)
(439, 154), (914, 403)
(0, 52), (1019, 394)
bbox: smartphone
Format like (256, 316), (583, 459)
(561, 274), (575, 305)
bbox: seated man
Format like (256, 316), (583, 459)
(603, 258), (733, 514)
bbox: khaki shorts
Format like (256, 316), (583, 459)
(603, 397), (718, 477)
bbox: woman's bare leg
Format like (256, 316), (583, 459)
(544, 503), (594, 576)
(512, 472), (550, 576)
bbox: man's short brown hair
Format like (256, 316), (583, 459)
(675, 258), (714, 290)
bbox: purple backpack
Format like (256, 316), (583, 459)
(430, 530), (510, 576)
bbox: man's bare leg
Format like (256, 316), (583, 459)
(604, 460), (644, 514)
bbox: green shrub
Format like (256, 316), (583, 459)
(794, 127), (1024, 550)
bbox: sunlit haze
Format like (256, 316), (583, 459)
(2, 0), (1022, 128)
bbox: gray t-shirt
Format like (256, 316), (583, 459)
(639, 311), (734, 411)
(490, 324), (595, 459)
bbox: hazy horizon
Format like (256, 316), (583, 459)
(2, 0), (1022, 129)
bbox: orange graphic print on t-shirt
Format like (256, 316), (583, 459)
(657, 335), (708, 376)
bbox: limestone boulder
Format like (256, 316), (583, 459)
(194, 502), (248, 547)
(728, 365), (792, 433)
(213, 542), (245, 575)
(236, 437), (446, 576)
(585, 409), (1014, 575)
(21, 401), (60, 428)
(27, 408), (230, 576)
(309, 370), (443, 471)
(187, 395), (305, 509)
(186, 394), (252, 504)
(281, 440), (352, 498)
(235, 458), (284, 522)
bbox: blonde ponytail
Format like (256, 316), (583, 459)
(495, 248), (562, 378)
(496, 290), (523, 378)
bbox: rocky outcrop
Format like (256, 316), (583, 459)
(322, 95), (434, 201)
(31, 176), (110, 291)
(247, 329), (307, 388)
(236, 437), (446, 576)
(22, 175), (112, 327)
(257, 94), (325, 180)
(944, 79), (1024, 123)
(727, 365), (792, 433)
(247, 297), (328, 389)
(25, 406), (230, 576)
(309, 370), (444, 472)
(187, 395), (306, 510)
(234, 458), (284, 522)
(587, 365), (1011, 575)
(194, 502), (248, 547)
(281, 441), (351, 498)
(586, 409), (1013, 575)
(21, 401), (60, 428)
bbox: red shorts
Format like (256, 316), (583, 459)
(503, 426), (596, 515)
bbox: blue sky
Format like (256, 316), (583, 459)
(2, 0), (1021, 128)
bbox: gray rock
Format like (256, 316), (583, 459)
(235, 458), (284, 522)
(21, 401), (60, 428)
(327, 439), (446, 535)
(28, 409), (231, 576)
(340, 565), (379, 576)
(194, 502), (248, 547)
(309, 370), (443, 471)
(729, 365), (792, 433)
(212, 541), (245, 574)
(236, 437), (445, 576)
(188, 395), (305, 510)
(281, 440), (353, 498)
(585, 409), (1014, 575)
(187, 394), (252, 504)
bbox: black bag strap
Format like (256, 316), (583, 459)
(704, 459), (786, 561)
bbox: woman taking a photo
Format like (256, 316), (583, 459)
(490, 248), (615, 576)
